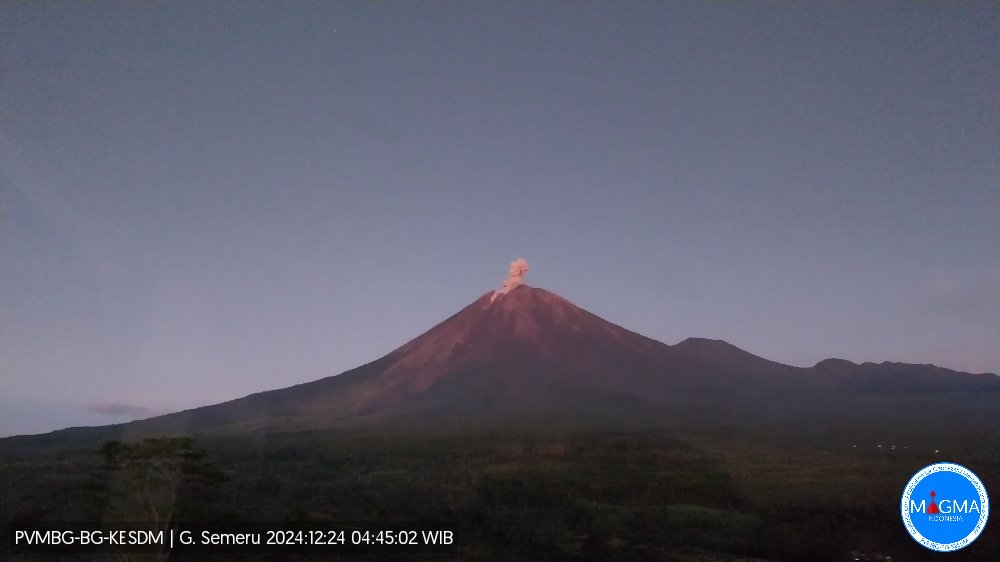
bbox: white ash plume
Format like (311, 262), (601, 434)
(491, 258), (529, 302)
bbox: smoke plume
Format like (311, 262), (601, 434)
(492, 258), (529, 301)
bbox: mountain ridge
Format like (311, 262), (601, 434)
(2, 284), (997, 443)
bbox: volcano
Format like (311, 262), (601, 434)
(77, 283), (995, 439)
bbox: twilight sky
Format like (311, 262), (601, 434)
(3, 1), (998, 436)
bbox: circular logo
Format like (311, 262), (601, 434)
(901, 462), (989, 551)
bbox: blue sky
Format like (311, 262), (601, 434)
(3, 1), (997, 436)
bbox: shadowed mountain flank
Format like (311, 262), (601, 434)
(3, 285), (997, 446)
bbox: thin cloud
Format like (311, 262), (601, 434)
(86, 403), (165, 419)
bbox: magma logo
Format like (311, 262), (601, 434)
(901, 462), (989, 551)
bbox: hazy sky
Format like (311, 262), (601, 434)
(3, 1), (998, 436)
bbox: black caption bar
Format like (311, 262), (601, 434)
(4, 521), (456, 554)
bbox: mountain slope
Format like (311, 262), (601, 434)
(116, 285), (700, 435)
(3, 285), (998, 443)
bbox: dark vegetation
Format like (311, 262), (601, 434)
(2, 423), (997, 561)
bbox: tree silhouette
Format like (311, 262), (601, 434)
(99, 437), (227, 560)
